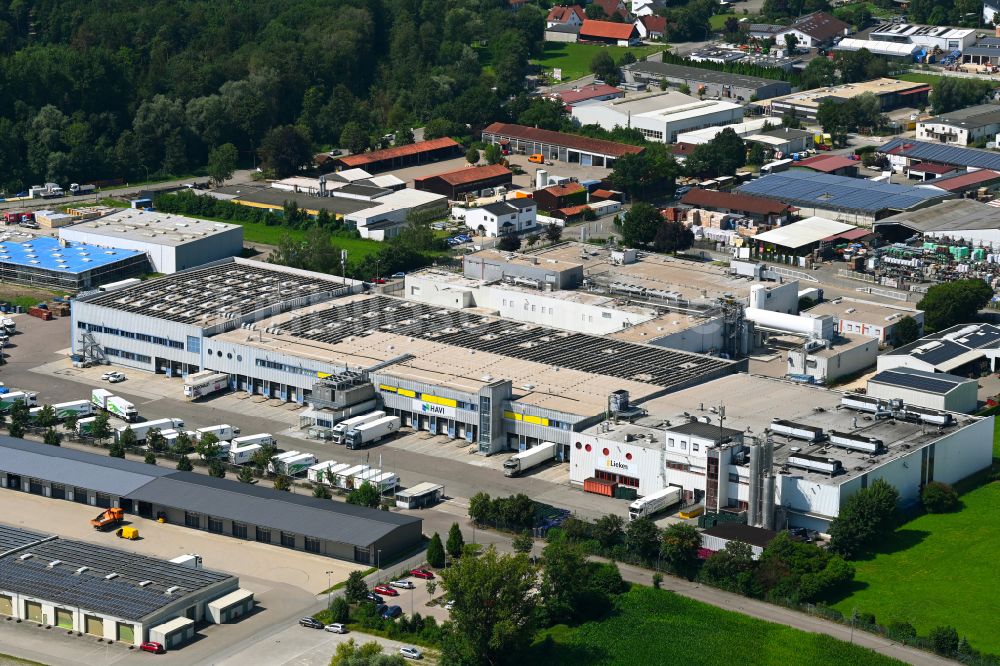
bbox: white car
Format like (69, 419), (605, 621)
(444, 601), (455, 611)
(399, 646), (423, 660)
(324, 623), (347, 634)
(107, 372), (126, 383)
(101, 371), (114, 380)
(390, 580), (415, 589)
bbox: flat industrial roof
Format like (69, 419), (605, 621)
(736, 171), (952, 213)
(886, 324), (1000, 369)
(77, 257), (353, 327)
(804, 297), (919, 327)
(0, 236), (144, 274)
(623, 60), (785, 89)
(752, 216), (855, 248)
(483, 123), (645, 158)
(875, 198), (1000, 233)
(234, 187), (379, 215)
(0, 437), (419, 549)
(0, 524), (233, 621)
(63, 210), (241, 247)
(763, 78), (927, 110)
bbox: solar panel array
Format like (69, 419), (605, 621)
(0, 525), (47, 553)
(736, 171), (950, 213)
(880, 138), (1000, 172)
(872, 370), (960, 395)
(279, 296), (734, 389)
(83, 260), (349, 325)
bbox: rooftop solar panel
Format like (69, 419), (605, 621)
(735, 171), (950, 213)
(871, 369), (961, 395)
(879, 138), (1000, 171)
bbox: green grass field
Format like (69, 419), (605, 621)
(533, 42), (664, 81)
(527, 586), (903, 666)
(710, 13), (738, 30)
(220, 220), (382, 262)
(831, 480), (1000, 653)
(894, 72), (943, 87)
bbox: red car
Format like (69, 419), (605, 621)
(140, 641), (165, 654)
(409, 568), (435, 580)
(373, 584), (399, 597)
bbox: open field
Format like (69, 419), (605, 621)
(710, 13), (738, 29)
(831, 480), (1000, 654)
(528, 586), (903, 666)
(217, 220), (383, 263)
(0, 284), (67, 308)
(894, 72), (944, 87)
(533, 42), (664, 81)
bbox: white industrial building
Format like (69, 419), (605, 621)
(0, 524), (247, 648)
(867, 367), (979, 413)
(784, 335), (878, 383)
(59, 210), (244, 274)
(804, 298), (924, 345)
(571, 92), (744, 144)
(878, 323), (1000, 376)
(463, 199), (538, 237)
(571, 373), (993, 531)
(868, 22), (977, 52)
(676, 118), (772, 145)
(916, 104), (1000, 146)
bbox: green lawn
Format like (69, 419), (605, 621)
(831, 480), (1000, 653)
(533, 42), (665, 82)
(527, 586), (903, 666)
(710, 13), (738, 30)
(222, 220), (382, 262)
(894, 72), (943, 87)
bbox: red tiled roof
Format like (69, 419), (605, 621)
(555, 83), (623, 104)
(415, 164), (511, 187)
(667, 142), (697, 157)
(639, 15), (667, 33)
(680, 188), (791, 216)
(591, 188), (617, 198)
(580, 19), (638, 41)
(930, 169), (1000, 191)
(546, 4), (584, 22)
(823, 227), (872, 242)
(337, 137), (459, 168)
(593, 0), (629, 18)
(543, 183), (586, 197)
(909, 162), (956, 174)
(795, 154), (858, 173)
(554, 204), (590, 216)
(483, 122), (645, 158)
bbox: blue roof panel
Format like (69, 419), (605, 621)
(735, 171), (950, 213)
(0, 236), (143, 274)
(879, 138), (1000, 171)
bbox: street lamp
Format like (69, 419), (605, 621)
(139, 164), (149, 184)
(377, 549), (381, 583)
(326, 570), (335, 609)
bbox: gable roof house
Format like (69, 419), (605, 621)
(635, 14), (667, 40)
(546, 4), (585, 27)
(593, 0), (632, 21)
(579, 19), (640, 46)
(775, 11), (851, 48)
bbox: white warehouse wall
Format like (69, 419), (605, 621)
(59, 226), (243, 274)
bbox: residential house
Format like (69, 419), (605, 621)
(546, 5), (585, 28)
(635, 14), (667, 40)
(916, 104), (1000, 146)
(465, 200), (538, 237)
(775, 12), (850, 48)
(592, 0), (631, 21)
(631, 0), (665, 17)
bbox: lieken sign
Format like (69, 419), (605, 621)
(605, 459), (631, 473)
(412, 399), (456, 419)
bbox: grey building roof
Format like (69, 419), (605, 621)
(546, 23), (581, 34)
(875, 199), (1000, 234)
(702, 523), (777, 548)
(667, 421), (743, 441)
(869, 367), (973, 395)
(735, 171), (952, 214)
(0, 437), (420, 550)
(755, 127), (814, 140)
(129, 473), (419, 547)
(0, 528), (233, 621)
(481, 202), (521, 216)
(0, 524), (48, 553)
(880, 137), (1000, 171)
(922, 103), (1000, 130)
(234, 186), (380, 215)
(623, 61), (786, 91)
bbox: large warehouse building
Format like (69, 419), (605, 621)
(570, 373), (992, 531)
(59, 210), (244, 274)
(71, 259), (742, 457)
(0, 236), (147, 290)
(481, 123), (644, 168)
(0, 438), (422, 563)
(571, 92), (743, 144)
(621, 61), (791, 102)
(0, 524), (247, 648)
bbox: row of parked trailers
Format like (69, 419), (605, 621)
(306, 461), (398, 492)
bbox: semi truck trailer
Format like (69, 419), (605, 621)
(229, 442), (262, 465)
(278, 452), (318, 476)
(628, 486), (683, 521)
(92, 389), (137, 421)
(75, 416), (97, 436)
(0, 391), (38, 411)
(183, 371), (230, 400)
(52, 400), (93, 419)
(195, 424), (240, 441)
(331, 410), (385, 444)
(503, 441), (557, 477)
(116, 418), (185, 443)
(344, 416), (400, 450)
(230, 433), (275, 448)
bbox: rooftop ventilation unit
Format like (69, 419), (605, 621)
(771, 418), (825, 442)
(75, 566), (89, 575)
(18, 553), (33, 561)
(105, 572), (120, 580)
(165, 586), (180, 595)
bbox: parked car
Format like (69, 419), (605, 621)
(107, 372), (126, 383)
(382, 605), (403, 619)
(390, 580), (415, 589)
(140, 641), (165, 654)
(391, 272), (406, 279)
(371, 277), (387, 284)
(298, 617), (324, 629)
(445, 601), (455, 611)
(409, 568), (434, 579)
(101, 371), (116, 380)
(366, 592), (385, 604)
(376, 603), (388, 617)
(373, 584), (399, 597)
(324, 623), (348, 634)
(399, 646), (423, 660)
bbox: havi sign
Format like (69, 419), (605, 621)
(412, 399), (456, 419)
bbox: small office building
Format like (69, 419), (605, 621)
(916, 104), (1000, 146)
(867, 367), (979, 413)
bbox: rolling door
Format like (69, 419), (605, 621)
(85, 615), (103, 637)
(0, 595), (11, 616)
(25, 601), (42, 623)
(55, 608), (73, 630)
(116, 622), (134, 643)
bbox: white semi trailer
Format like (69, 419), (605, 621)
(503, 441), (557, 477)
(628, 486), (683, 521)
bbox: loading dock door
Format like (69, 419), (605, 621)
(85, 615), (103, 636)
(0, 595), (11, 616)
(581, 154), (593, 167)
(116, 622), (134, 643)
(55, 608), (73, 630)
(25, 601), (42, 623)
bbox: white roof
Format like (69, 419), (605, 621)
(637, 99), (743, 121)
(338, 168), (374, 182)
(752, 216), (855, 249)
(396, 481), (444, 497)
(835, 38), (920, 56)
(368, 174), (406, 188)
(152, 617), (194, 633)
(676, 118), (771, 145)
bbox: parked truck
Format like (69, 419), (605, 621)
(75, 416), (97, 436)
(229, 442), (262, 466)
(199, 440), (232, 461)
(91, 507), (124, 530)
(195, 424), (240, 441)
(69, 183), (96, 196)
(105, 396), (138, 422)
(503, 441), (557, 477)
(277, 452), (318, 476)
(628, 486), (683, 521)
(52, 399), (93, 419)
(331, 410), (385, 445)
(268, 450), (301, 474)
(183, 371), (230, 400)
(230, 433), (275, 449)
(0, 391), (38, 411)
(116, 418), (185, 443)
(344, 415), (400, 450)
(91, 388), (113, 410)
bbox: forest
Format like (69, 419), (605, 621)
(0, 0), (547, 192)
